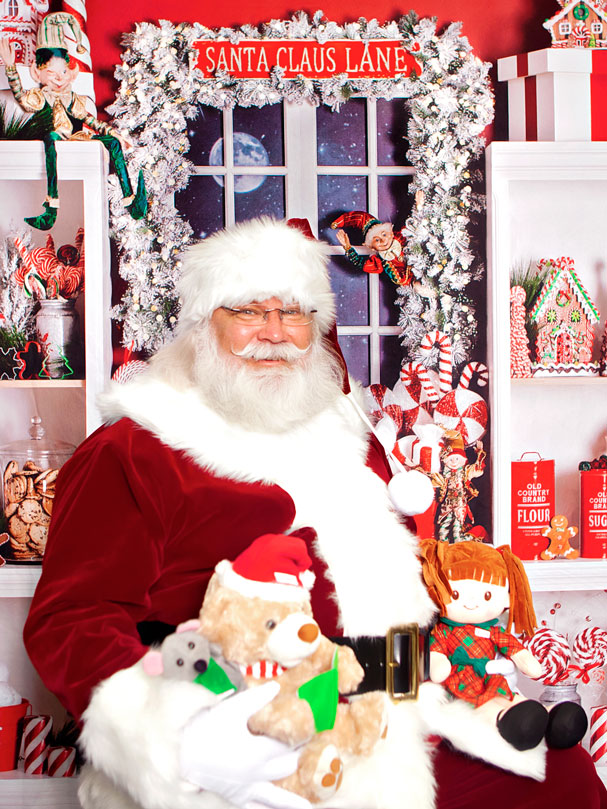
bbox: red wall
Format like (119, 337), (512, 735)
(83, 0), (557, 134)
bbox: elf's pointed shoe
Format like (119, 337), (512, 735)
(25, 201), (58, 231)
(545, 701), (588, 749)
(125, 170), (148, 220)
(496, 700), (549, 751)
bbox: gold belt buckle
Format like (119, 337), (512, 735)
(386, 624), (419, 702)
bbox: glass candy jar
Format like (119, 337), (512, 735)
(539, 681), (582, 708)
(0, 417), (74, 562)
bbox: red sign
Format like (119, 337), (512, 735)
(193, 39), (420, 80)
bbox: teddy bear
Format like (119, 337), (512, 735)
(197, 533), (388, 803)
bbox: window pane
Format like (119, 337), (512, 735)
(377, 174), (413, 226)
(317, 100), (367, 166)
(377, 99), (410, 166)
(338, 335), (369, 386)
(379, 273), (400, 326)
(317, 174), (368, 241)
(328, 255), (368, 326)
(380, 335), (403, 386)
(234, 175), (285, 222)
(233, 104), (284, 166)
(175, 175), (224, 238)
(188, 105), (223, 165)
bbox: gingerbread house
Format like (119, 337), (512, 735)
(0, 0), (48, 65)
(544, 1), (607, 48)
(530, 256), (600, 374)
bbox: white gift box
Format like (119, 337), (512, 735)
(497, 48), (607, 141)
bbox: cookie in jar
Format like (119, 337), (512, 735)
(0, 417), (74, 562)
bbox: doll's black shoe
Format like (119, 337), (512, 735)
(497, 700), (549, 750)
(126, 170), (148, 220)
(25, 202), (57, 231)
(545, 701), (588, 749)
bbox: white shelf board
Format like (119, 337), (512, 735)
(0, 770), (80, 808)
(524, 559), (607, 592)
(0, 566), (41, 598)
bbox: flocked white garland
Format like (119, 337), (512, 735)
(107, 10), (493, 364)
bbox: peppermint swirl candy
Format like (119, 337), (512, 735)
(526, 627), (571, 684)
(573, 627), (607, 670)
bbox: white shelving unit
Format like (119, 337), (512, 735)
(0, 140), (112, 806)
(486, 141), (607, 590)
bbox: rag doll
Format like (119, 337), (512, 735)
(419, 538), (588, 751)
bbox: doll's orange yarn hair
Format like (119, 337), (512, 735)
(418, 539), (537, 638)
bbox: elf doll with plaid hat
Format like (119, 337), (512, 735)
(0, 12), (147, 230)
(420, 538), (588, 752)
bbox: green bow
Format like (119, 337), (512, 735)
(451, 647), (489, 677)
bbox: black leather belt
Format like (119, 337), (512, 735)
(332, 625), (429, 701)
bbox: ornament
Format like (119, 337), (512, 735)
(22, 714), (53, 774)
(510, 285), (532, 377)
(525, 627), (571, 685)
(530, 257), (600, 376)
(590, 706), (607, 765)
(539, 514), (579, 560)
(570, 627), (607, 683)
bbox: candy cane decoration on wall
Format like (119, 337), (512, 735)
(419, 330), (453, 395)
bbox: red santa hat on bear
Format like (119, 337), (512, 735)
(176, 217), (336, 337)
(215, 534), (316, 604)
(330, 211), (388, 248)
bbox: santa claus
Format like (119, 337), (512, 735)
(23, 218), (605, 809)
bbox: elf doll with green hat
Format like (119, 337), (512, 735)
(0, 12), (147, 230)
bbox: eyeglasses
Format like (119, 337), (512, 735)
(221, 306), (317, 326)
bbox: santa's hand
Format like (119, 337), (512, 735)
(181, 682), (308, 808)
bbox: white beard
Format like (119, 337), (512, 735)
(192, 323), (344, 434)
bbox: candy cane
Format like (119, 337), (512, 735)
(458, 361), (488, 389)
(419, 330), (452, 395)
(400, 361), (440, 406)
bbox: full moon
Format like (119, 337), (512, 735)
(209, 132), (269, 193)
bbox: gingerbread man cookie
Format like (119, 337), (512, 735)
(540, 514), (579, 560)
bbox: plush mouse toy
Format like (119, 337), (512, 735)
(419, 539), (588, 751)
(197, 533), (388, 803)
(142, 619), (246, 696)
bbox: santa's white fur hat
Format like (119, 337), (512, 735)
(176, 217), (336, 335)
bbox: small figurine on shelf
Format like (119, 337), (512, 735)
(431, 432), (485, 543)
(540, 514), (579, 560)
(330, 192), (435, 296)
(0, 12), (147, 230)
(419, 539), (588, 751)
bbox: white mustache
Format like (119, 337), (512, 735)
(231, 341), (311, 361)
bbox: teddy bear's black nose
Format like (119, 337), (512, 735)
(194, 659), (208, 674)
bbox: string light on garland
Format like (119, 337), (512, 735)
(107, 11), (493, 360)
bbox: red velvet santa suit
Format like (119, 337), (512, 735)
(24, 373), (607, 809)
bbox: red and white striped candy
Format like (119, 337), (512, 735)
(364, 383), (388, 419)
(47, 746), (77, 777)
(590, 706), (607, 764)
(111, 360), (148, 384)
(573, 627), (607, 669)
(433, 387), (488, 446)
(458, 361), (488, 389)
(22, 714), (53, 774)
(526, 628), (571, 685)
(419, 330), (452, 395)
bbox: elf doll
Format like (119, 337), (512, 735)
(419, 539), (588, 751)
(0, 13), (147, 230)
